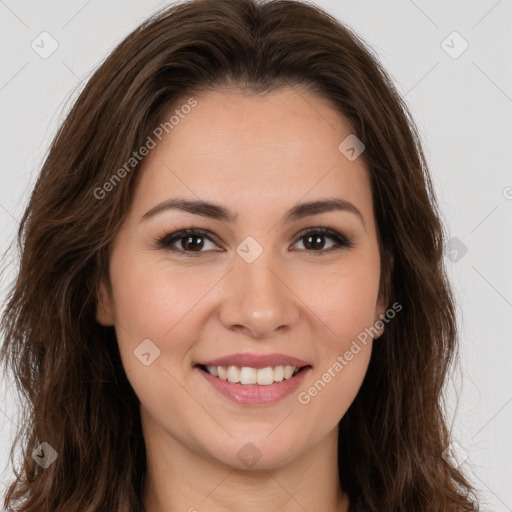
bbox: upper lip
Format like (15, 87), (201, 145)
(195, 353), (312, 369)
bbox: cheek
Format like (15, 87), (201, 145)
(108, 251), (230, 394)
(292, 261), (378, 410)
(107, 255), (201, 418)
(295, 344), (371, 439)
(109, 250), (205, 337)
(107, 251), (192, 374)
(296, 273), (375, 425)
(297, 261), (381, 342)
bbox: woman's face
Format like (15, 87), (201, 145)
(97, 87), (387, 470)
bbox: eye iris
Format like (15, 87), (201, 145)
(183, 234), (204, 251)
(304, 234), (326, 251)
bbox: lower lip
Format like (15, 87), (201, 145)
(195, 366), (311, 405)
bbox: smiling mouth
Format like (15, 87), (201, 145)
(195, 364), (311, 386)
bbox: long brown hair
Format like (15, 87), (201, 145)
(1, 0), (479, 510)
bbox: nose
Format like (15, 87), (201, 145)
(218, 250), (300, 339)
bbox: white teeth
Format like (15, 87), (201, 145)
(240, 367), (257, 385)
(204, 364), (301, 385)
(227, 365), (240, 383)
(217, 366), (228, 380)
(256, 367), (274, 385)
(283, 365), (294, 379)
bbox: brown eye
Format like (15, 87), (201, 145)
(177, 233), (205, 251)
(155, 226), (354, 258)
(301, 233), (332, 251)
(157, 229), (220, 255)
(292, 227), (353, 254)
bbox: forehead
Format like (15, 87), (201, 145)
(131, 87), (374, 227)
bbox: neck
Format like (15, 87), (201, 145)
(141, 411), (350, 512)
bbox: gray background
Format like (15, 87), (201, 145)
(1, 0), (511, 510)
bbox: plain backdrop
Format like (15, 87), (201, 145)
(1, 0), (511, 510)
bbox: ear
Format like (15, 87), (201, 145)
(375, 295), (388, 319)
(96, 278), (114, 326)
(373, 252), (394, 338)
(372, 298), (388, 340)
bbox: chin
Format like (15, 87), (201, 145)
(202, 432), (305, 471)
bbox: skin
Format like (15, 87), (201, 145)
(96, 86), (388, 512)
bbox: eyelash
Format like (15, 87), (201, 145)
(153, 226), (354, 257)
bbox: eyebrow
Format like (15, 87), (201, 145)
(140, 197), (365, 228)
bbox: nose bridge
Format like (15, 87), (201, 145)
(218, 237), (299, 336)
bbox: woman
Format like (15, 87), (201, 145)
(0, 0), (479, 510)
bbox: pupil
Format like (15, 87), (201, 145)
(183, 235), (203, 251)
(305, 234), (324, 250)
